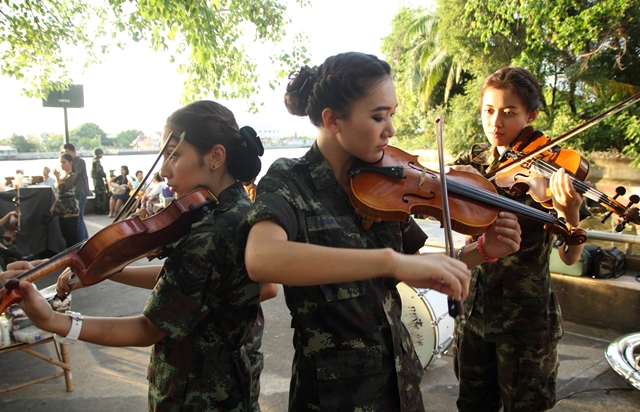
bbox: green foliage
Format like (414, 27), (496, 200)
(0, 0), (308, 100)
(70, 123), (107, 150)
(42, 133), (65, 152)
(10, 134), (38, 152)
(115, 129), (145, 149)
(422, 0), (640, 159)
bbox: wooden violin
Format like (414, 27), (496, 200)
(0, 187), (217, 313)
(484, 92), (640, 232)
(349, 146), (587, 245)
(488, 132), (640, 231)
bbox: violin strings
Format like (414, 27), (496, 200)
(531, 160), (624, 213)
(445, 178), (556, 224)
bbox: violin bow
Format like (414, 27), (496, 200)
(485, 91), (640, 181)
(434, 116), (466, 324)
(114, 131), (186, 222)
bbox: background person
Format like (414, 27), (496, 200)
(41, 167), (56, 190)
(451, 67), (586, 412)
(53, 153), (80, 248)
(108, 165), (133, 218)
(91, 148), (107, 215)
(62, 143), (90, 240)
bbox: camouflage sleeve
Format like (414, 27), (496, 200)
(143, 229), (223, 340)
(58, 173), (78, 193)
(240, 170), (299, 241)
(402, 218), (428, 254)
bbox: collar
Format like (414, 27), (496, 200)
(304, 141), (339, 191)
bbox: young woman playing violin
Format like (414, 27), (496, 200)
(451, 67), (586, 412)
(0, 100), (265, 411)
(242, 52), (522, 411)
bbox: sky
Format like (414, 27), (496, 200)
(0, 0), (431, 140)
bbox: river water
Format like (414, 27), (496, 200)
(0, 147), (310, 190)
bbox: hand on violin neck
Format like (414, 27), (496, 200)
(466, 211), (521, 267)
(549, 168), (582, 227)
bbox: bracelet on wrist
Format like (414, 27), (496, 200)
(456, 245), (465, 260)
(477, 235), (498, 263)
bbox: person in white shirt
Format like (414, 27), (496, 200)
(42, 167), (56, 190)
(140, 172), (168, 215)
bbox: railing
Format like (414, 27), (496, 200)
(585, 230), (640, 254)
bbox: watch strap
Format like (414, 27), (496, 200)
(54, 311), (83, 345)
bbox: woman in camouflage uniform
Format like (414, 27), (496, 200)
(1, 100), (265, 411)
(451, 67), (586, 411)
(53, 153), (80, 248)
(243, 52), (523, 412)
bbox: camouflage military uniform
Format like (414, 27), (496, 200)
(55, 172), (80, 248)
(245, 307), (265, 412)
(242, 142), (427, 412)
(143, 182), (261, 412)
(452, 143), (587, 412)
(91, 156), (107, 214)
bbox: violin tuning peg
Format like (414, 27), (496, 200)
(601, 211), (614, 224)
(615, 186), (627, 197)
(629, 194), (639, 205)
(615, 222), (626, 233)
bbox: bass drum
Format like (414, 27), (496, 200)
(397, 282), (455, 370)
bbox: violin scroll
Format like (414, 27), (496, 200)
(544, 218), (588, 246)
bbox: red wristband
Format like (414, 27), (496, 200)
(477, 235), (498, 263)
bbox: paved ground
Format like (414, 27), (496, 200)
(0, 214), (639, 411)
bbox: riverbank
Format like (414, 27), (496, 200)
(12, 143), (313, 160)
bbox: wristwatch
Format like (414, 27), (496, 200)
(54, 311), (84, 345)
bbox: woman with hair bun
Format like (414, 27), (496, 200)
(242, 52), (522, 410)
(1, 100), (265, 411)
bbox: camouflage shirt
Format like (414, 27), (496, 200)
(242, 142), (427, 412)
(91, 157), (106, 192)
(55, 172), (79, 218)
(454, 144), (585, 345)
(143, 182), (261, 411)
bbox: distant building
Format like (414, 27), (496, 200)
(0, 146), (17, 160)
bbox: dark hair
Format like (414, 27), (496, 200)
(153, 172), (164, 183)
(284, 52), (392, 127)
(93, 148), (103, 156)
(62, 143), (76, 152)
(136, 170), (143, 176)
(481, 67), (542, 114)
(59, 153), (75, 172)
(121, 165), (129, 175)
(165, 100), (263, 183)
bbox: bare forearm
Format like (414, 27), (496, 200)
(109, 265), (162, 289)
(246, 237), (396, 285)
(44, 313), (163, 347)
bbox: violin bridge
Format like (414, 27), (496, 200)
(419, 166), (428, 188)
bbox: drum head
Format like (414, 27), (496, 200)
(398, 283), (455, 370)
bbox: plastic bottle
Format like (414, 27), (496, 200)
(0, 314), (10, 346)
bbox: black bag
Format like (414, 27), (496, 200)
(584, 245), (626, 279)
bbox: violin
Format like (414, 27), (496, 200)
(488, 131), (640, 231)
(0, 188), (217, 313)
(349, 146), (587, 245)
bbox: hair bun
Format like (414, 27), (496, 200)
(284, 65), (318, 116)
(240, 126), (264, 157)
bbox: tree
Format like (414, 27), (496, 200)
(431, 0), (640, 156)
(10, 134), (38, 152)
(70, 123), (107, 150)
(114, 129), (144, 149)
(0, 0), (309, 100)
(42, 133), (65, 152)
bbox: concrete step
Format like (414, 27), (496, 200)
(552, 271), (640, 334)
